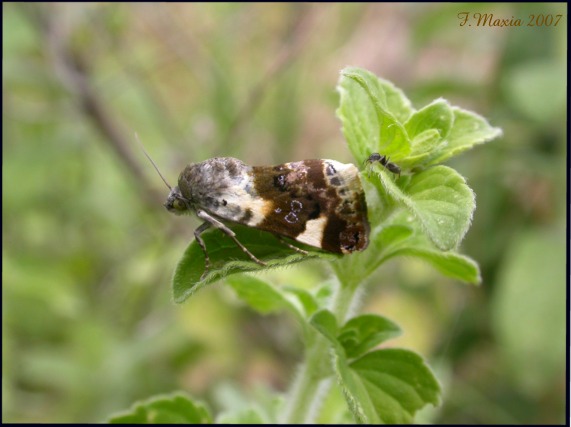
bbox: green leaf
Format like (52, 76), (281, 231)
(427, 107), (502, 166)
(372, 165), (475, 251)
(172, 224), (335, 303)
(225, 275), (301, 317)
(403, 129), (445, 167)
(311, 311), (441, 423)
(391, 245), (481, 285)
(349, 349), (441, 424)
(372, 217), (480, 284)
(380, 222), (481, 284)
(337, 67), (501, 170)
(108, 392), (212, 424)
(405, 98), (453, 140)
(363, 164), (481, 284)
(338, 314), (402, 359)
(337, 75), (378, 166)
(309, 309), (339, 342)
(341, 67), (415, 122)
(374, 221), (480, 285)
(310, 310), (375, 422)
(399, 99), (454, 169)
(374, 75), (414, 124)
(376, 224), (414, 250)
(405, 166), (475, 250)
(225, 275), (319, 326)
(333, 191), (479, 288)
(282, 286), (320, 318)
(337, 67), (411, 165)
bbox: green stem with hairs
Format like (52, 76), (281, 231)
(280, 272), (365, 423)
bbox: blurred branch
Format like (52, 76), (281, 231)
(21, 4), (165, 210)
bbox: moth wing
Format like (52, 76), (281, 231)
(190, 158), (369, 254)
(250, 160), (369, 253)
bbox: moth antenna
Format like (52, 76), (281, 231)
(135, 132), (172, 191)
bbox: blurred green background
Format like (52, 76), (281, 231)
(3, 3), (567, 423)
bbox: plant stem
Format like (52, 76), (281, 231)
(280, 275), (363, 423)
(279, 334), (330, 424)
(331, 276), (363, 322)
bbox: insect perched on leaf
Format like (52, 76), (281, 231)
(364, 153), (401, 178)
(139, 141), (370, 278)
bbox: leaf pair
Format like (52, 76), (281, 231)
(310, 310), (441, 423)
(338, 67), (502, 171)
(331, 67), (503, 286)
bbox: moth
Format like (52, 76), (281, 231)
(365, 153), (401, 178)
(150, 155), (369, 275)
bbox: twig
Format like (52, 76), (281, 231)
(23, 4), (165, 209)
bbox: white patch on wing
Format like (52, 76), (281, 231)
(323, 160), (361, 187)
(242, 195), (271, 226)
(321, 160), (364, 215)
(295, 215), (327, 248)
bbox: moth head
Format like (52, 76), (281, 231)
(164, 186), (191, 215)
(134, 133), (189, 214)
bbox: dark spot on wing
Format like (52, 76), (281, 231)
(241, 208), (253, 223)
(274, 174), (287, 190)
(251, 159), (369, 252)
(330, 176), (341, 186)
(325, 162), (336, 176)
(308, 204), (321, 220)
(204, 196), (219, 208)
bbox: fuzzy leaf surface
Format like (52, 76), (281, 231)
(338, 314), (402, 359)
(172, 224), (334, 303)
(427, 107), (503, 166)
(337, 67), (412, 165)
(310, 310), (441, 423)
(371, 165), (475, 251)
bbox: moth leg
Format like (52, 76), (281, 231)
(275, 235), (309, 255)
(194, 221), (213, 275)
(196, 210), (267, 267)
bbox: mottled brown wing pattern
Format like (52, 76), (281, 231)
(170, 157), (369, 260)
(252, 159), (369, 253)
